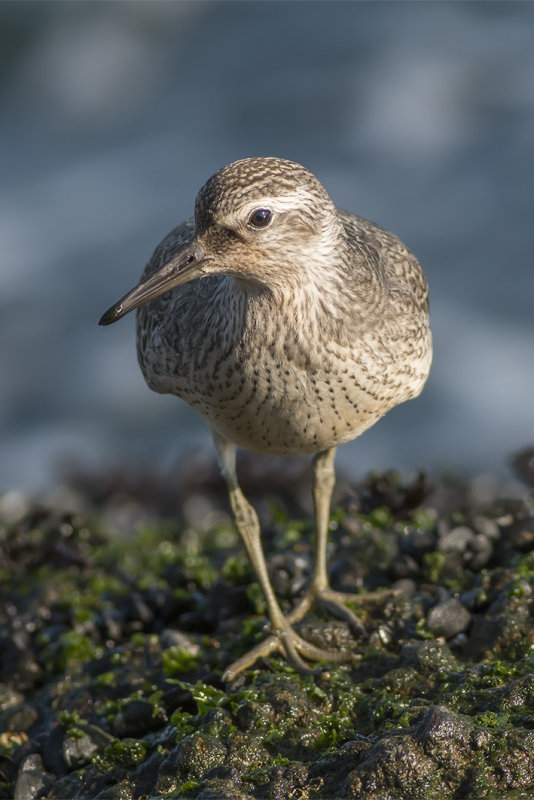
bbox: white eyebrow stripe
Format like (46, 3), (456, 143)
(242, 191), (311, 215)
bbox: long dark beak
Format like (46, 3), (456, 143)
(99, 239), (211, 326)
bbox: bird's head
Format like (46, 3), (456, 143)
(99, 157), (344, 326)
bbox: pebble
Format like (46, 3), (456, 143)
(159, 628), (199, 653)
(62, 724), (113, 770)
(3, 703), (39, 732)
(0, 684), (24, 713)
(113, 699), (167, 737)
(14, 754), (53, 800)
(438, 525), (493, 570)
(427, 597), (471, 639)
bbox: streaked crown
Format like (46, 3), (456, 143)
(194, 157), (335, 230)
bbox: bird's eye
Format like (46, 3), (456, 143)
(248, 208), (272, 229)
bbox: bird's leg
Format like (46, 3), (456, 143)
(291, 447), (393, 632)
(312, 448), (367, 631)
(212, 433), (355, 682)
(288, 448), (367, 634)
(311, 447), (337, 594)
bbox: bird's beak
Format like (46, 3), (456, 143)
(98, 239), (212, 326)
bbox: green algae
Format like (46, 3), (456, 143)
(222, 552), (253, 584)
(367, 505), (394, 529)
(173, 680), (228, 717)
(92, 738), (147, 771)
(162, 646), (201, 676)
(422, 550), (448, 583)
(1, 471), (534, 799)
(39, 628), (99, 674)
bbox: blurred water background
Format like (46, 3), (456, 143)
(1, 1), (533, 493)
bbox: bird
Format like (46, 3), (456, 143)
(99, 157), (432, 681)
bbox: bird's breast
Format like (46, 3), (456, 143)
(137, 276), (431, 457)
(143, 332), (422, 457)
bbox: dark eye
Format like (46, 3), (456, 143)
(248, 208), (272, 229)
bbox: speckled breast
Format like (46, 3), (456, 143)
(137, 274), (431, 457)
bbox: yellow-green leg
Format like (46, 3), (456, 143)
(213, 434), (356, 682)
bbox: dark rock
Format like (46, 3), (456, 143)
(179, 610), (214, 633)
(92, 779), (136, 800)
(512, 446), (534, 487)
(358, 470), (432, 519)
(400, 529), (436, 561)
(98, 607), (123, 643)
(199, 707), (233, 738)
(197, 777), (254, 800)
(235, 700), (274, 732)
(0, 753), (17, 784)
(268, 763), (310, 799)
(390, 553), (420, 580)
(113, 699), (167, 737)
(3, 465), (534, 800)
(41, 724), (67, 777)
(479, 729), (534, 792)
(201, 764), (236, 782)
(0, 684), (24, 712)
(206, 581), (254, 626)
(469, 581), (532, 660)
(62, 724), (113, 771)
(14, 754), (53, 800)
(267, 680), (312, 725)
(309, 739), (370, 798)
(459, 586), (487, 611)
(400, 640), (459, 674)
(0, 631), (43, 691)
(270, 551), (309, 598)
(130, 749), (166, 799)
(297, 619), (356, 652)
(494, 673), (534, 711)
(507, 516), (534, 552)
(427, 596), (471, 638)
(3, 703), (39, 732)
(469, 615), (505, 660)
(226, 732), (270, 771)
(438, 525), (493, 571)
(345, 732), (436, 798)
(130, 592), (154, 626)
(155, 734), (227, 793)
(161, 685), (197, 715)
(415, 705), (473, 754)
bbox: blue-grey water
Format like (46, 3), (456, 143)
(1, 1), (533, 492)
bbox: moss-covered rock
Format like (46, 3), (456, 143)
(0, 465), (533, 799)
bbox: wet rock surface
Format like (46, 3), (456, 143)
(0, 457), (534, 799)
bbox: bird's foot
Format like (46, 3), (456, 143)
(307, 585), (398, 636)
(222, 583), (397, 683)
(222, 616), (358, 683)
(309, 586), (367, 637)
(286, 582), (395, 639)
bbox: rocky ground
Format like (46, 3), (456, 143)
(1, 448), (534, 800)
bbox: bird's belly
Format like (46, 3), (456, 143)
(172, 366), (391, 457)
(208, 403), (378, 456)
(140, 319), (431, 457)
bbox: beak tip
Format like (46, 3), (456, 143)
(99, 238), (206, 328)
(98, 305), (122, 326)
